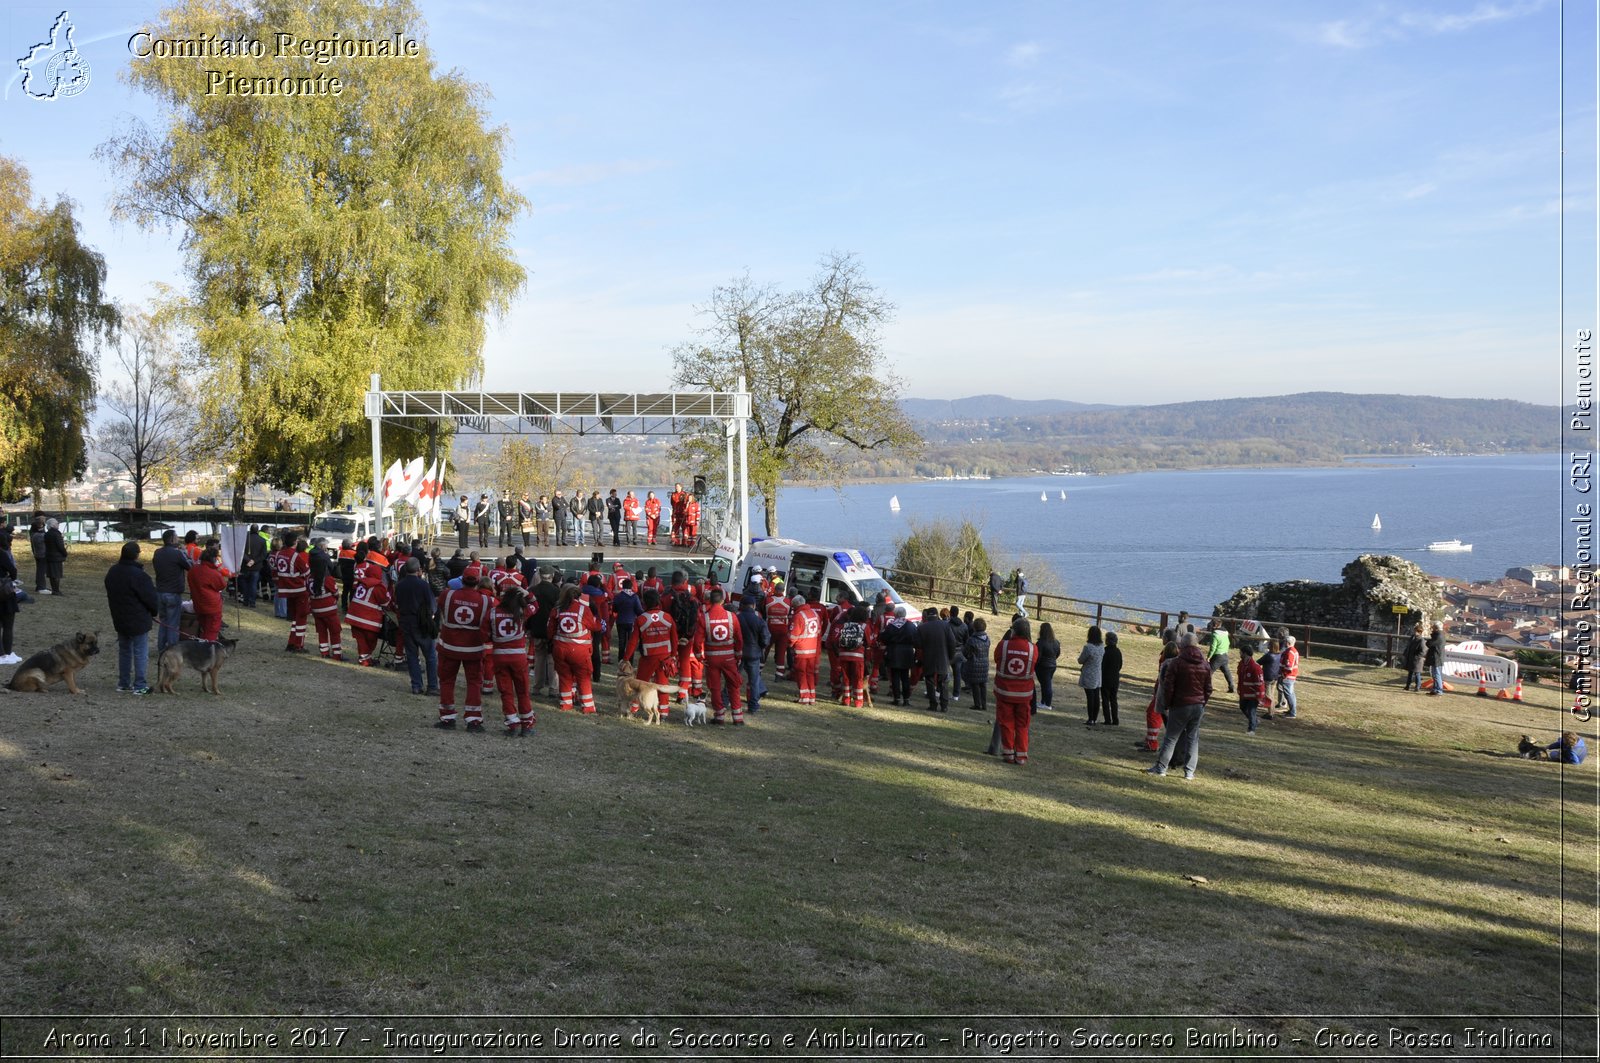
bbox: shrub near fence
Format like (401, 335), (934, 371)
(883, 567), (1565, 684)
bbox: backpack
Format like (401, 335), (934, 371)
(670, 591), (699, 639)
(838, 621), (865, 650)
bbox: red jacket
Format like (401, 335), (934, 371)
(765, 596), (791, 633)
(789, 603), (826, 657)
(438, 586), (489, 656)
(187, 561), (228, 615)
(346, 580), (391, 632)
(487, 604), (531, 658)
(694, 604), (742, 661)
(645, 497), (661, 521)
(623, 495), (641, 521)
(550, 596), (601, 648)
(271, 547), (309, 595)
(627, 608), (678, 659)
(1237, 654), (1265, 701)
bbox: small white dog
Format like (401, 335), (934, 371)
(683, 700), (709, 726)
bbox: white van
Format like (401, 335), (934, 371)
(712, 537), (910, 611)
(309, 508), (376, 543)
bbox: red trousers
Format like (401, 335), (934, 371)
(352, 625), (379, 665)
(437, 652), (483, 723)
(554, 640), (595, 712)
(646, 515), (660, 544)
(285, 593), (309, 648)
(704, 654), (742, 720)
(195, 611), (222, 643)
(792, 653), (819, 704)
(678, 644), (704, 697)
(996, 694), (1032, 764)
(826, 647), (841, 696)
(837, 656), (865, 705)
(494, 657), (532, 727)
(312, 610), (343, 657)
(770, 631), (790, 677)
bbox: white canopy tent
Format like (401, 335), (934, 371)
(362, 374), (754, 558)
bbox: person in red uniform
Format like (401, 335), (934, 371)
(834, 604), (873, 707)
(549, 583), (602, 713)
(789, 590), (826, 705)
(271, 534), (311, 651)
(644, 492), (662, 546)
(668, 574), (703, 700)
(683, 494), (701, 548)
(824, 592), (853, 699)
(668, 483), (688, 546)
(765, 592), (792, 680)
(694, 588), (744, 724)
(625, 589), (679, 715)
(622, 491), (642, 546)
(488, 585), (535, 736)
(308, 571), (344, 659)
(186, 547), (229, 642)
(994, 618), (1040, 765)
(435, 568), (491, 730)
(346, 563), (393, 667)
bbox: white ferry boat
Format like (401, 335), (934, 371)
(1425, 539), (1472, 552)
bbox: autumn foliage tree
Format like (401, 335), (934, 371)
(0, 155), (118, 503)
(671, 253), (922, 536)
(100, 0), (526, 512)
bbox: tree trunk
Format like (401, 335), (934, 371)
(231, 480), (246, 520)
(763, 494), (779, 538)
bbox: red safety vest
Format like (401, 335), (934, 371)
(790, 604), (824, 657)
(346, 580), (391, 632)
(645, 497), (661, 521)
(765, 596), (791, 633)
(308, 575), (340, 616)
(1282, 646), (1300, 679)
(487, 605), (529, 658)
(271, 548), (309, 594)
(699, 605), (741, 660)
(630, 609), (678, 658)
(438, 587), (488, 655)
(994, 636), (1039, 697)
(551, 597), (599, 648)
(623, 496), (641, 521)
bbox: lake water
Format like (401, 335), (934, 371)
(775, 453), (1565, 617)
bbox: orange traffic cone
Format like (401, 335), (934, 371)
(1511, 676), (1524, 702)
(1475, 671), (1489, 697)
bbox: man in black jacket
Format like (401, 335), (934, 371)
(104, 540), (159, 694)
(240, 524), (268, 607)
(917, 606), (959, 712)
(151, 529), (192, 657)
(42, 518), (68, 596)
(987, 570), (1002, 615)
(394, 558), (438, 696)
(497, 492), (514, 548)
(473, 494), (493, 548)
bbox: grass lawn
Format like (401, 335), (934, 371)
(1, 544), (1594, 1055)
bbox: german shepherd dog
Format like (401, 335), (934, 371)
(6, 632), (100, 694)
(156, 637), (238, 695)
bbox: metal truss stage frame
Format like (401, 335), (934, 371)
(364, 375), (753, 558)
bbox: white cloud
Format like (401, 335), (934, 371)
(1313, 1), (1547, 49)
(1005, 41), (1044, 68)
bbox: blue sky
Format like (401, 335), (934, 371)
(1, 0), (1591, 405)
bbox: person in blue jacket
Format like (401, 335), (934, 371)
(738, 593), (771, 713)
(1519, 731), (1587, 763)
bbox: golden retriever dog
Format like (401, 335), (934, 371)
(614, 659), (678, 725)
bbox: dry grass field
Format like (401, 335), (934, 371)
(1, 543), (1594, 1056)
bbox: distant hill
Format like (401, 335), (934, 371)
(834, 391), (1559, 480)
(901, 394), (1121, 420)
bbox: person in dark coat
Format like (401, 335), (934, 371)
(1035, 622), (1062, 712)
(1424, 622), (1447, 696)
(738, 594), (771, 713)
(0, 527), (19, 663)
(42, 518), (68, 596)
(240, 524), (268, 607)
(151, 529), (192, 657)
(987, 569), (1002, 615)
(916, 606), (958, 712)
(394, 558), (438, 696)
(946, 605), (969, 701)
(878, 606), (918, 706)
(606, 490), (623, 546)
(963, 618), (991, 713)
(104, 540), (159, 694)
(1102, 631), (1124, 725)
(1401, 623), (1426, 692)
(28, 516), (48, 593)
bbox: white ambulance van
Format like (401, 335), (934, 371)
(711, 537), (912, 611)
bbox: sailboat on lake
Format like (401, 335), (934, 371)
(889, 495), (900, 513)
(1371, 514), (1381, 531)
